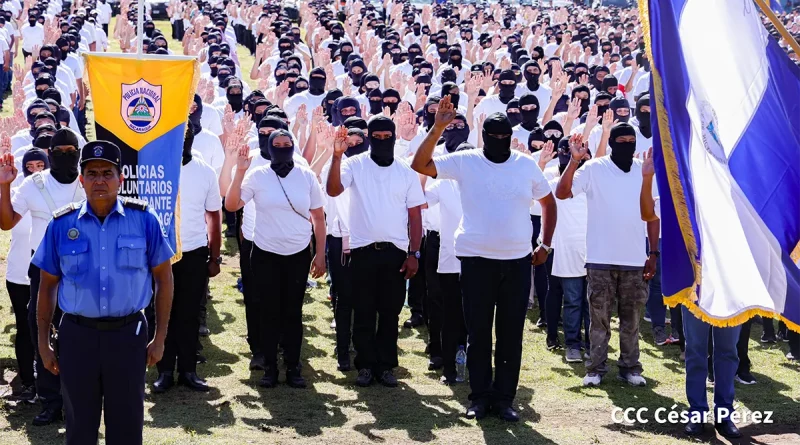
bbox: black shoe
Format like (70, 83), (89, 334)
(715, 419), (742, 439)
(494, 405), (520, 422)
(439, 374), (457, 385)
(178, 372), (210, 392)
(286, 367), (307, 388)
(152, 373), (175, 393)
(734, 371), (757, 385)
(196, 353), (207, 364)
(403, 314), (424, 329)
(32, 408), (62, 426)
(224, 227), (237, 238)
(535, 318), (547, 328)
(379, 370), (398, 387)
(15, 385), (37, 403)
(777, 330), (790, 342)
(356, 369), (373, 387)
(546, 338), (562, 351)
(249, 354), (266, 371)
(465, 402), (488, 420)
(428, 357), (444, 371)
(337, 355), (352, 372)
(259, 368), (279, 388)
(684, 420), (705, 436)
(198, 325), (210, 337)
(760, 333), (777, 343)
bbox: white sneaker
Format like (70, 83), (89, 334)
(583, 373), (602, 386)
(330, 319), (337, 329)
(618, 373), (647, 387)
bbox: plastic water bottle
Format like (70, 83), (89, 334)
(455, 346), (467, 382)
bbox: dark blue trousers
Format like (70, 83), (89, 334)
(460, 255), (531, 407)
(327, 235), (354, 360)
(59, 312), (148, 445)
(27, 261), (62, 411)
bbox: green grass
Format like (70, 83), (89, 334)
(0, 19), (799, 445)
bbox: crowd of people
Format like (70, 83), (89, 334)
(0, 0), (799, 442)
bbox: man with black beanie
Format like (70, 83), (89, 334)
(412, 98), (557, 422)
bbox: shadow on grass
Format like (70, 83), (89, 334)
(2, 400), (65, 445)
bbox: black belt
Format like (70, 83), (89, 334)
(427, 230), (440, 237)
(64, 312), (141, 331)
(352, 242), (396, 252)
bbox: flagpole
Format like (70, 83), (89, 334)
(136, 0), (144, 57)
(754, 0), (800, 57)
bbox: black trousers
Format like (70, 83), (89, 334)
(460, 255), (531, 407)
(240, 239), (261, 355)
(351, 245), (407, 373)
(790, 330), (800, 357)
(531, 215), (550, 311)
(28, 261), (62, 410)
(251, 245), (311, 370)
(424, 231), (443, 358)
(440, 273), (467, 377)
(327, 235), (353, 359)
(158, 247), (208, 374)
(6, 280), (35, 386)
(406, 234), (426, 318)
(59, 312), (147, 445)
(543, 253), (562, 342)
(102, 24), (109, 36)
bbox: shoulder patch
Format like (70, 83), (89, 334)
(52, 202), (80, 219)
(120, 197), (149, 211)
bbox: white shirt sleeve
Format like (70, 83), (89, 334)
(240, 169), (258, 204)
(531, 167), (552, 201)
(433, 152), (462, 181)
(309, 172), (325, 210)
(405, 170), (426, 209)
(340, 157), (355, 189)
(204, 167), (223, 211)
(425, 180), (441, 206)
(570, 163), (591, 197)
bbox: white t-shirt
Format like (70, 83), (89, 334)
(434, 150), (551, 260)
(548, 177), (588, 278)
(11, 170), (85, 254)
(473, 95), (516, 130)
(340, 153), (426, 251)
(6, 174), (33, 285)
(241, 163), (324, 255)
(424, 178), (462, 274)
(238, 150), (309, 242)
(515, 83), (552, 109)
(192, 129), (225, 176)
(179, 158), (222, 252)
(96, 2), (112, 24)
(321, 155), (351, 237)
(570, 156), (646, 267)
(284, 90), (326, 125)
(20, 23), (44, 52)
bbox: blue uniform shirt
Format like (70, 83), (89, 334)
(32, 198), (175, 318)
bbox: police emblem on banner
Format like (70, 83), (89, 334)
(699, 100), (727, 166)
(121, 79), (162, 134)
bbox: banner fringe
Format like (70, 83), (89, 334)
(664, 292), (800, 333)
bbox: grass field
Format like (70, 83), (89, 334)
(0, 19), (798, 445)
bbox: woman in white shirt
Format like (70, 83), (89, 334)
(225, 130), (326, 389)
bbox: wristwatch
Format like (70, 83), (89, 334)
(408, 250), (421, 259)
(213, 256), (223, 265)
(538, 243), (553, 254)
(648, 250), (661, 257)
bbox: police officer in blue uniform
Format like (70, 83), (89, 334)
(33, 140), (175, 445)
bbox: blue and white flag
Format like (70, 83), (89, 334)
(645, 0), (800, 331)
(770, 0), (785, 14)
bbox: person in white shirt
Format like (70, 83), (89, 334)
(545, 141), (590, 363)
(321, 127), (369, 372)
(411, 99), (557, 422)
(473, 70), (518, 130)
(153, 128), (222, 394)
(327, 116), (425, 389)
(3, 148), (50, 403)
(20, 15), (44, 58)
(96, 0), (113, 36)
(0, 128), (86, 426)
(555, 125), (658, 389)
(188, 95), (224, 175)
(226, 129), (326, 389)
(422, 141), (471, 385)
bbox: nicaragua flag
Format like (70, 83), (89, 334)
(770, 0), (785, 14)
(84, 53), (199, 261)
(644, 0), (800, 331)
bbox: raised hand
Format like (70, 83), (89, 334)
(642, 147), (654, 177)
(0, 152), (19, 185)
(435, 95), (456, 127)
(236, 144), (252, 171)
(602, 110), (617, 133)
(585, 105), (599, 127)
(0, 132), (11, 154)
(332, 126), (348, 156)
(296, 104), (309, 127)
(539, 140), (556, 165)
(312, 106), (325, 127)
(567, 97), (582, 120)
(568, 133), (589, 161)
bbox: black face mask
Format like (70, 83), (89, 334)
(227, 92), (243, 112)
(610, 140), (636, 172)
(443, 125), (469, 153)
(638, 112), (652, 138)
(507, 112), (522, 127)
(345, 139), (368, 157)
(498, 83), (516, 102)
(521, 108), (538, 130)
(269, 145), (295, 178)
(29, 19), (37, 26)
(217, 72), (231, 85)
(524, 70), (540, 90)
(423, 105), (437, 130)
(145, 27), (155, 37)
(258, 133), (272, 160)
(447, 93), (460, 109)
(340, 49), (353, 62)
(309, 76), (326, 95)
(383, 101), (399, 115)
(210, 67), (218, 77)
(49, 149), (80, 184)
(369, 136), (395, 167)
(483, 132), (511, 163)
(189, 109), (202, 135)
(183, 131), (194, 166)
(369, 99), (383, 115)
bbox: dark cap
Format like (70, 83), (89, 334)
(80, 140), (121, 167)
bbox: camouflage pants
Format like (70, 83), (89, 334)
(585, 269), (648, 376)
